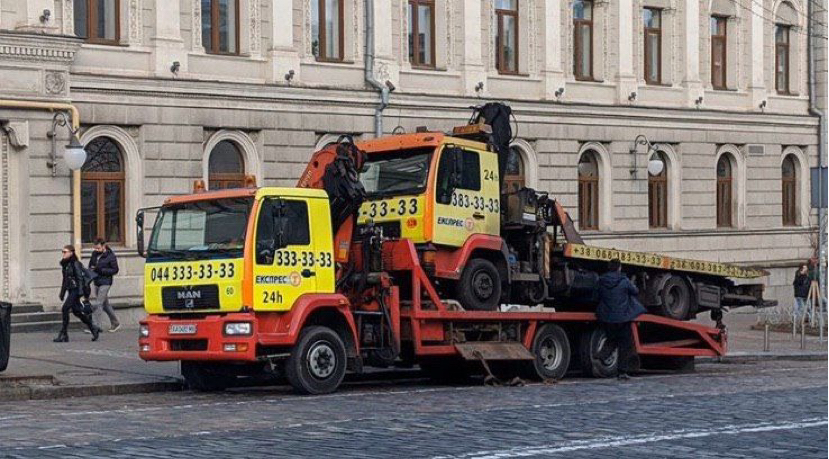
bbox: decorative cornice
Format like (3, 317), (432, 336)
(0, 32), (82, 64)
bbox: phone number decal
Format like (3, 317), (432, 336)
(149, 262), (237, 282)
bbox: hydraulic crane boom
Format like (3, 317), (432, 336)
(296, 136), (367, 264)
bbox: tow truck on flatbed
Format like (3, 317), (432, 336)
(136, 104), (769, 393)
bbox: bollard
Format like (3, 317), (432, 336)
(801, 318), (807, 350)
(763, 323), (770, 352)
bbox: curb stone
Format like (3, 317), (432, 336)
(0, 380), (184, 402)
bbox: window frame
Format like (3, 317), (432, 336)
(313, 0), (346, 63)
(710, 16), (728, 90)
(573, 0), (594, 81)
(202, 0), (241, 56)
(75, 0), (121, 45)
(408, 0), (436, 68)
(716, 156), (733, 228)
(781, 156), (797, 226)
(577, 153), (599, 231)
(81, 137), (126, 245)
(775, 24), (791, 94)
(495, 1), (520, 75)
(208, 140), (246, 190)
(647, 154), (668, 229)
(643, 7), (662, 86)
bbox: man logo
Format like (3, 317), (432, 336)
(184, 298), (195, 309)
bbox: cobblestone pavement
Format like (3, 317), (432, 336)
(1, 360), (826, 458)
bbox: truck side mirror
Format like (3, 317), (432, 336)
(274, 199), (288, 250)
(136, 211), (146, 258)
(437, 147), (464, 204)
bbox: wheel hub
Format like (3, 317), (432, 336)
(472, 270), (494, 300)
(307, 341), (336, 379)
(539, 337), (563, 370)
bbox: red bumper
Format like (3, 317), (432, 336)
(139, 313), (258, 362)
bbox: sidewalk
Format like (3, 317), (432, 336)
(1, 311), (826, 402)
(0, 327), (180, 401)
(695, 309), (829, 360)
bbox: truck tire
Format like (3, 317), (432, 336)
(659, 276), (692, 321)
(456, 258), (502, 311)
(578, 328), (617, 378)
(529, 324), (571, 381)
(286, 326), (347, 395)
(181, 362), (235, 391)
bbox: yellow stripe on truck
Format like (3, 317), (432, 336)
(563, 243), (767, 279)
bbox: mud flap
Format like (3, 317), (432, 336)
(455, 342), (533, 386)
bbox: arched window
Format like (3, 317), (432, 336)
(716, 154), (733, 227)
(782, 155), (797, 226)
(81, 136), (125, 244)
(578, 151), (599, 230)
(648, 151), (668, 228)
(208, 140), (245, 190)
(504, 146), (525, 193)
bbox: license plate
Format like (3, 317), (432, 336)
(169, 324), (197, 335)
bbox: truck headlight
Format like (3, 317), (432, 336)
(139, 324), (149, 338)
(224, 322), (252, 336)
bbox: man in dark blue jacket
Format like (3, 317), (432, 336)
(596, 258), (646, 380)
(88, 239), (121, 332)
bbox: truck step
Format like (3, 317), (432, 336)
(455, 342), (534, 361)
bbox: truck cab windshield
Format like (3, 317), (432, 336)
(147, 197), (252, 261)
(361, 148), (433, 198)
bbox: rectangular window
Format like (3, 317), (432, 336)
(711, 16), (727, 90)
(643, 8), (662, 85)
(573, 0), (593, 80)
(495, 0), (519, 74)
(775, 25), (790, 94)
(578, 178), (598, 230)
(312, 0), (344, 61)
(202, 0), (239, 55)
(408, 0), (435, 68)
(73, 0), (119, 44)
(256, 199), (311, 264)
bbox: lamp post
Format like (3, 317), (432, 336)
(46, 111), (86, 177)
(629, 134), (663, 178)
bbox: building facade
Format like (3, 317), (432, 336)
(0, 0), (825, 311)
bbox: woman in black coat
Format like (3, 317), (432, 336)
(54, 245), (100, 342)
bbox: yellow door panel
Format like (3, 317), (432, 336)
(432, 146), (501, 247)
(252, 196), (334, 312)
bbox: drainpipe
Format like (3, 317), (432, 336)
(365, 0), (389, 137)
(807, 0), (827, 301)
(0, 101), (82, 252)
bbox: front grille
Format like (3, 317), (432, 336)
(162, 285), (220, 311)
(170, 339), (208, 351)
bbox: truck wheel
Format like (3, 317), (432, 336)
(530, 324), (571, 381)
(659, 276), (692, 321)
(579, 328), (617, 378)
(286, 326), (347, 395)
(181, 362), (235, 391)
(456, 258), (502, 311)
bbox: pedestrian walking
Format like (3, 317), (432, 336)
(792, 264), (812, 324)
(54, 245), (100, 342)
(595, 258), (646, 380)
(88, 239), (121, 333)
